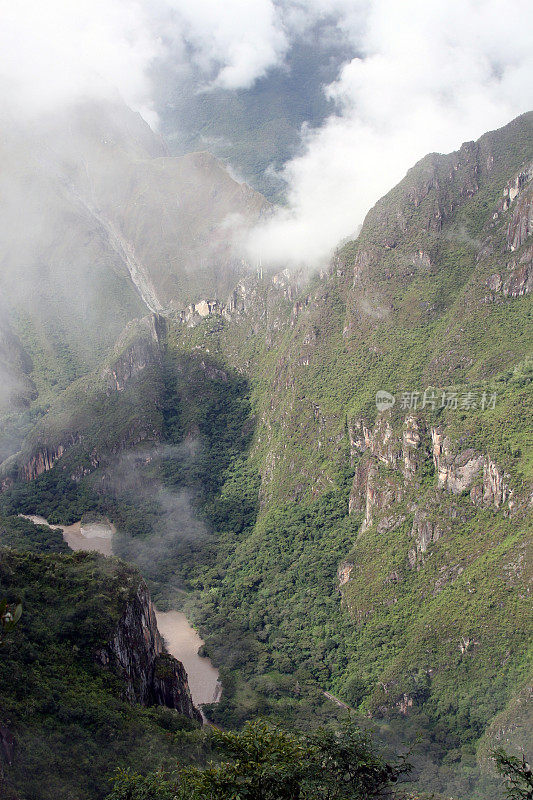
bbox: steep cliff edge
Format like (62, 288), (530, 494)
(96, 579), (201, 721)
(0, 314), (167, 487)
(0, 549), (201, 800)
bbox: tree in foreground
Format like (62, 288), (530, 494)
(108, 719), (410, 800)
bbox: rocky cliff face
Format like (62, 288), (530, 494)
(340, 115), (533, 342)
(347, 410), (520, 563)
(96, 580), (201, 722)
(20, 437), (79, 483)
(430, 428), (515, 510)
(503, 164), (533, 251)
(101, 314), (165, 392)
(338, 403), (531, 737)
(486, 162), (533, 300)
(0, 549), (203, 799)
(176, 268), (304, 330)
(0, 314), (166, 488)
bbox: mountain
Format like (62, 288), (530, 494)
(0, 99), (269, 418)
(158, 112), (532, 798)
(0, 112), (531, 799)
(0, 518), (201, 800)
(154, 25), (356, 201)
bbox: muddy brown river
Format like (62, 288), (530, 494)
(20, 514), (220, 707)
(155, 610), (221, 705)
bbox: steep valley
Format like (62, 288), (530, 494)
(0, 98), (269, 441)
(0, 112), (531, 800)
(17, 513), (221, 708)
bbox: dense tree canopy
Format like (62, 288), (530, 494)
(108, 720), (410, 800)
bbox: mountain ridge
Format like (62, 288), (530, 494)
(0, 111), (531, 800)
(0, 98), (270, 433)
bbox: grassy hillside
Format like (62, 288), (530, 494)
(162, 113), (532, 798)
(2, 113), (531, 800)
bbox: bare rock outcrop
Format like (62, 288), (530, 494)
(408, 509), (443, 567)
(431, 427), (514, 512)
(21, 442), (68, 482)
(498, 164), (533, 251)
(95, 581), (201, 722)
(102, 314), (165, 392)
(430, 435), (485, 495)
(507, 185), (533, 251)
(485, 166), (533, 300)
(347, 413), (517, 571)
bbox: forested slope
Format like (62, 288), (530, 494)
(1, 113), (531, 800)
(164, 112), (533, 798)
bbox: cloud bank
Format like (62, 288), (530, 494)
(2, 0), (533, 268)
(0, 0), (160, 123)
(248, 0), (533, 267)
(163, 0), (288, 90)
(0, 0), (309, 118)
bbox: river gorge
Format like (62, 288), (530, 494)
(20, 514), (220, 708)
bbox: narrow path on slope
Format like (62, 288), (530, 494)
(322, 690), (355, 713)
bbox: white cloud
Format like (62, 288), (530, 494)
(247, 0), (533, 268)
(0, 0), (293, 121)
(0, 0), (161, 123)
(164, 0), (288, 90)
(1, 0), (532, 270)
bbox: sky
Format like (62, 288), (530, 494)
(1, 0), (533, 268)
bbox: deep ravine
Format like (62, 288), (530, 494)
(19, 514), (221, 708)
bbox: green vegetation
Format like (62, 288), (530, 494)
(192, 483), (360, 729)
(108, 719), (410, 800)
(0, 549), (199, 800)
(0, 597), (22, 641)
(0, 113), (531, 799)
(160, 114), (532, 799)
(494, 748), (533, 800)
(7, 263), (146, 411)
(0, 512), (69, 552)
(1, 471), (101, 526)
